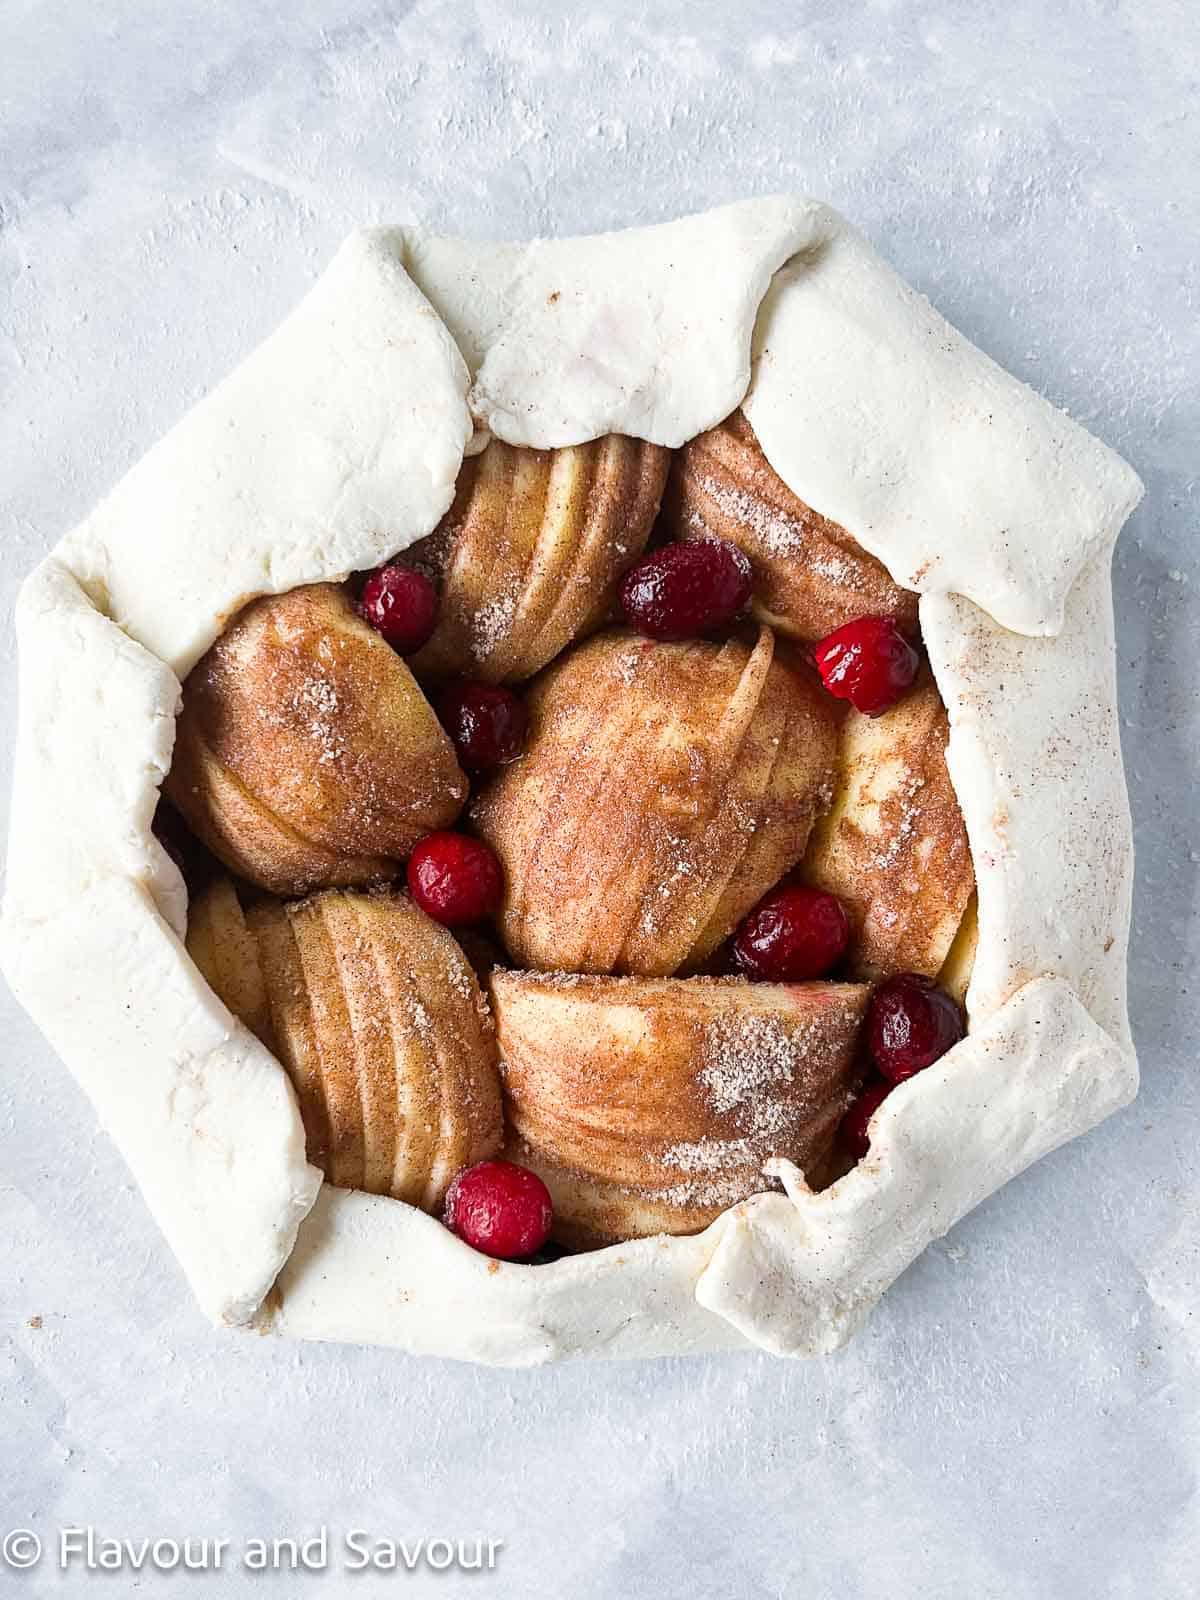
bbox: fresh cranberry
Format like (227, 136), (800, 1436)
(732, 882), (849, 981)
(444, 1160), (553, 1259)
(620, 538), (753, 640)
(358, 564), (438, 653)
(814, 615), (919, 716)
(868, 973), (965, 1081)
(438, 680), (528, 771)
(407, 832), (502, 926)
(841, 1081), (894, 1160)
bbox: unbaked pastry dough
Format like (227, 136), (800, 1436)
(0, 198), (1142, 1360)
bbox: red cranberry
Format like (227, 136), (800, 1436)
(620, 538), (753, 640)
(359, 564), (438, 653)
(407, 832), (502, 926)
(814, 615), (919, 716)
(841, 1081), (894, 1160)
(444, 1159), (553, 1259)
(732, 882), (849, 981)
(868, 973), (965, 1082)
(438, 680), (528, 771)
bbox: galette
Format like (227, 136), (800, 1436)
(1, 199), (1141, 1362)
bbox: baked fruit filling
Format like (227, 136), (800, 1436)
(471, 626), (839, 977)
(163, 413), (976, 1261)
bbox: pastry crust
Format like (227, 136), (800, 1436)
(472, 626), (838, 976)
(165, 583), (467, 896)
(407, 433), (669, 683)
(664, 411), (918, 642)
(492, 971), (868, 1247)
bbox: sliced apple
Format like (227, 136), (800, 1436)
(938, 889), (979, 1006)
(471, 626), (839, 977)
(166, 583), (467, 896)
(803, 672), (975, 979)
(406, 433), (669, 684)
(491, 969), (869, 1247)
(185, 876), (273, 1048)
(662, 411), (918, 643)
(187, 882), (503, 1212)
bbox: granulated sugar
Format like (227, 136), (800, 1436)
(693, 471), (866, 597)
(472, 588), (518, 659)
(658, 1010), (829, 1207)
(694, 473), (811, 561)
(697, 1011), (812, 1117)
(291, 671), (345, 765)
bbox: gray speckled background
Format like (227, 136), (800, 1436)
(2, 4), (1196, 1597)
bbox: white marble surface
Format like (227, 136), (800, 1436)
(1, 3), (1196, 1596)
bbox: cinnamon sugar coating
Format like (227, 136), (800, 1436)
(166, 583), (467, 896)
(406, 433), (669, 684)
(187, 881), (502, 1211)
(492, 970), (868, 1247)
(663, 412), (918, 643)
(471, 626), (839, 977)
(803, 670), (975, 980)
